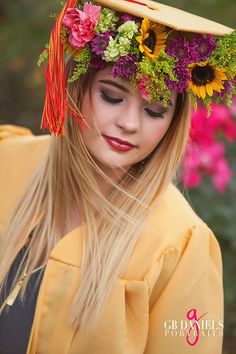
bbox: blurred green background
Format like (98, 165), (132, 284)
(0, 1), (235, 352)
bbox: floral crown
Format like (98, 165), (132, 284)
(39, 0), (236, 137)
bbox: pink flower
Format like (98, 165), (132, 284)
(181, 144), (202, 187)
(190, 104), (236, 144)
(62, 3), (101, 50)
(212, 159), (232, 192)
(62, 8), (81, 30)
(182, 142), (233, 192)
(83, 2), (100, 22)
(182, 170), (202, 188)
(137, 77), (150, 100)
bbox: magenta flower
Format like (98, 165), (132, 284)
(182, 142), (232, 192)
(166, 37), (197, 64)
(212, 158), (232, 192)
(191, 104), (236, 143)
(182, 103), (236, 192)
(181, 144), (202, 188)
(165, 63), (190, 93)
(215, 81), (232, 98)
(190, 34), (217, 62)
(111, 55), (139, 79)
(119, 13), (142, 24)
(62, 3), (101, 50)
(91, 31), (114, 56)
(90, 56), (107, 69)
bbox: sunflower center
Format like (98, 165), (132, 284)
(191, 64), (215, 86)
(144, 30), (156, 53)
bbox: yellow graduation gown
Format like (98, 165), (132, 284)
(0, 125), (224, 354)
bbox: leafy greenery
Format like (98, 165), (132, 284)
(137, 50), (176, 104)
(68, 46), (92, 83)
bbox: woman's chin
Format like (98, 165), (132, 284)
(92, 156), (132, 176)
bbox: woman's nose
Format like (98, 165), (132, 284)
(115, 105), (141, 133)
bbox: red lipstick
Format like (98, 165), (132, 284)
(103, 135), (136, 152)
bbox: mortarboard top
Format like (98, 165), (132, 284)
(95, 0), (233, 36)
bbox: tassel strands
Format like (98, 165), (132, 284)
(41, 0), (87, 137)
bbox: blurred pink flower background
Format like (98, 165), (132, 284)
(182, 97), (236, 192)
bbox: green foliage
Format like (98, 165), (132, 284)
(95, 8), (119, 33)
(37, 44), (49, 67)
(210, 30), (236, 71)
(68, 46), (92, 83)
(103, 21), (139, 62)
(137, 50), (176, 105)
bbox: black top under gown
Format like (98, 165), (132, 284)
(0, 243), (46, 354)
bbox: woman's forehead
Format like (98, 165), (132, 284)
(93, 67), (135, 92)
(94, 67), (177, 103)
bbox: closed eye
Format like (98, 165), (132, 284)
(145, 108), (166, 118)
(100, 90), (123, 105)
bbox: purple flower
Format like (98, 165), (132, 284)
(215, 81), (232, 98)
(111, 55), (139, 79)
(166, 37), (197, 64)
(190, 34), (217, 62)
(91, 31), (114, 56)
(90, 55), (107, 69)
(119, 13), (142, 24)
(165, 63), (190, 93)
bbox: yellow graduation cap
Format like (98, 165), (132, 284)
(95, 0), (233, 35)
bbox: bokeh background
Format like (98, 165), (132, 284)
(0, 0), (235, 352)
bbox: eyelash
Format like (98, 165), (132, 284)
(100, 90), (123, 105)
(144, 109), (165, 119)
(100, 90), (166, 118)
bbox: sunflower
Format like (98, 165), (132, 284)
(189, 61), (227, 99)
(136, 18), (167, 59)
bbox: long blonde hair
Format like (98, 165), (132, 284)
(0, 58), (191, 332)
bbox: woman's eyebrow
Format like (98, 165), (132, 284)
(98, 79), (129, 93)
(98, 79), (174, 106)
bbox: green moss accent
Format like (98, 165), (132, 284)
(137, 50), (177, 104)
(37, 44), (49, 67)
(68, 46), (92, 83)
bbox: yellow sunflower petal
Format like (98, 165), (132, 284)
(139, 45), (144, 54)
(191, 86), (198, 96)
(206, 84), (214, 96)
(142, 18), (150, 32)
(210, 81), (219, 90)
(215, 80), (224, 89)
(200, 86), (206, 99)
(215, 71), (227, 80)
(190, 85), (200, 98)
(136, 35), (142, 44)
(219, 67), (227, 73)
(196, 86), (202, 98)
(194, 86), (200, 97)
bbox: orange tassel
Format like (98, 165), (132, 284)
(40, 0), (88, 137)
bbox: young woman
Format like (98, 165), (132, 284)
(0, 0), (235, 353)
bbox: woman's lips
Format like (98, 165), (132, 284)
(102, 135), (136, 152)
